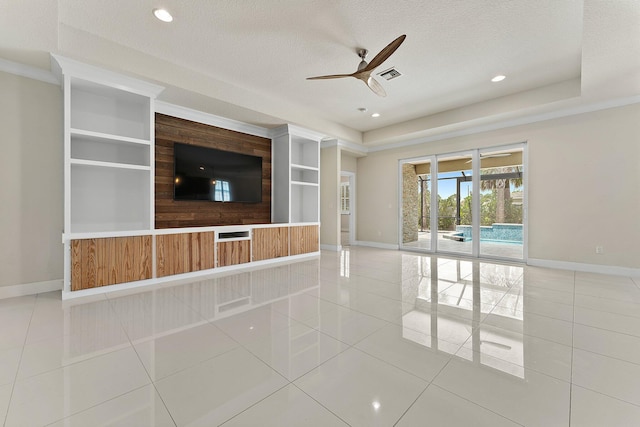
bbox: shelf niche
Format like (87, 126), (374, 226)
(272, 125), (321, 224)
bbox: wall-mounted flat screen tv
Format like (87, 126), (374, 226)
(173, 142), (262, 203)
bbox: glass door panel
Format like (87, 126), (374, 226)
(437, 153), (473, 256)
(401, 160), (432, 250)
(399, 143), (526, 261)
(479, 148), (524, 260)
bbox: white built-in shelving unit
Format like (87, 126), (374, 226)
(51, 55), (165, 236)
(272, 125), (321, 224)
(51, 57), (322, 299)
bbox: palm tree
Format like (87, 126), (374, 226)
(480, 166), (523, 223)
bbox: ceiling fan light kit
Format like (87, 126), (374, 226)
(307, 34), (407, 97)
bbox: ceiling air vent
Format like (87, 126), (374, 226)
(377, 67), (402, 81)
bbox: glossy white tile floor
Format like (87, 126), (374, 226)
(2, 247), (640, 426)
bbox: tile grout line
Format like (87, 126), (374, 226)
(290, 383), (354, 427)
(105, 292), (180, 427)
(41, 383), (155, 427)
(391, 347), (460, 427)
(571, 383), (640, 410)
(218, 337), (354, 425)
(568, 269), (576, 427)
(2, 293), (39, 427)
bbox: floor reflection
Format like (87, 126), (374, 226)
(10, 247), (615, 425)
(399, 255), (526, 377)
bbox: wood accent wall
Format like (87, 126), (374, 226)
(217, 240), (251, 267)
(156, 232), (215, 277)
(290, 225), (319, 255)
(70, 236), (152, 291)
(253, 227), (289, 261)
(155, 113), (272, 228)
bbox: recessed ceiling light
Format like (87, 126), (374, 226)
(491, 75), (506, 82)
(357, 107), (368, 113)
(153, 8), (173, 22)
(371, 113), (380, 118)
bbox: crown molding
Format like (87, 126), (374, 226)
(0, 57), (58, 85)
(155, 101), (271, 138)
(367, 94), (640, 153)
(320, 138), (368, 156)
(51, 54), (165, 98)
(4, 55), (639, 152)
(270, 124), (328, 141)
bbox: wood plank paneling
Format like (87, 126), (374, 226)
(198, 232), (216, 270)
(155, 113), (272, 228)
(217, 240), (251, 267)
(252, 227), (289, 261)
(70, 236), (152, 291)
(156, 232), (216, 277)
(290, 225), (319, 256)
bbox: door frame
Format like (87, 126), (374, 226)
(340, 171), (356, 247)
(398, 142), (527, 262)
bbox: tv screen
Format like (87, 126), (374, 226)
(173, 143), (262, 203)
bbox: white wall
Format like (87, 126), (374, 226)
(357, 103), (640, 269)
(320, 146), (340, 248)
(341, 152), (357, 173)
(0, 71), (63, 288)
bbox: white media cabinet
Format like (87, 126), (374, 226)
(51, 55), (322, 300)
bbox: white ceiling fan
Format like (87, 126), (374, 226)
(307, 35), (407, 97)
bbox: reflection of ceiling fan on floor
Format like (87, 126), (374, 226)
(465, 153), (512, 163)
(306, 34), (407, 97)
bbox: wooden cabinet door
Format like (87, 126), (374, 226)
(156, 232), (215, 277)
(71, 236), (152, 291)
(290, 225), (319, 256)
(252, 227), (289, 261)
(217, 240), (251, 267)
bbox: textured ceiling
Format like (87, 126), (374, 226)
(1, 0), (638, 146)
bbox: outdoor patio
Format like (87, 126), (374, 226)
(402, 231), (523, 260)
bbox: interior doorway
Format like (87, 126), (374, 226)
(340, 172), (355, 247)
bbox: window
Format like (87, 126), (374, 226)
(340, 182), (350, 214)
(213, 180), (231, 202)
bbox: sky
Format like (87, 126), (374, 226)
(421, 170), (521, 199)
(420, 171), (472, 199)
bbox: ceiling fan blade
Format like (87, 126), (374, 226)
(465, 153), (513, 163)
(485, 153), (512, 158)
(366, 76), (386, 97)
(361, 34), (406, 73)
(306, 73), (354, 80)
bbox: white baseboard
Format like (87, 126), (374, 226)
(320, 244), (341, 251)
(354, 240), (400, 250)
(0, 279), (63, 299)
(528, 258), (640, 278)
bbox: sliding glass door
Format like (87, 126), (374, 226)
(479, 147), (524, 260)
(401, 159), (432, 251)
(400, 143), (526, 261)
(436, 152), (473, 256)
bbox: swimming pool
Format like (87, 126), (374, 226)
(455, 224), (523, 243)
